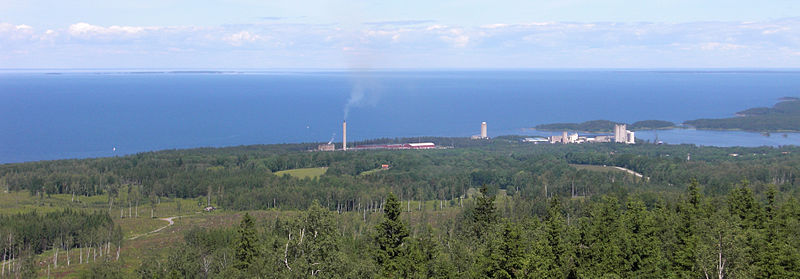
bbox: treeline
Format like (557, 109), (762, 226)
(2, 139), (800, 213)
(533, 120), (675, 132)
(685, 99), (800, 131)
(0, 209), (122, 277)
(534, 120), (619, 132)
(127, 182), (800, 278)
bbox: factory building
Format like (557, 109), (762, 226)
(317, 143), (335, 151)
(522, 137), (549, 143)
(547, 124), (633, 145)
(549, 132), (613, 144)
(614, 124), (635, 144)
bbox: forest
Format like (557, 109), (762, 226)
(684, 99), (800, 132)
(1, 136), (799, 277)
(534, 120), (675, 132)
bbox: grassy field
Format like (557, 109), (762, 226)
(274, 167), (328, 179)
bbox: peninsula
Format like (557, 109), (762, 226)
(533, 98), (800, 133)
(684, 98), (800, 132)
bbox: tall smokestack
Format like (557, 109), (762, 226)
(342, 121), (347, 151)
(481, 122), (488, 139)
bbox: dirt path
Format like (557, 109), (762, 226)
(612, 166), (649, 180)
(128, 216), (181, 240)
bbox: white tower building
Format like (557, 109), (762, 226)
(614, 124), (627, 143)
(481, 122), (488, 139)
(343, 121), (347, 151)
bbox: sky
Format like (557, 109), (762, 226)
(1, 0), (799, 68)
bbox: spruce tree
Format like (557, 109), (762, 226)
(673, 180), (701, 278)
(235, 212), (258, 270)
(374, 192), (409, 278)
(471, 185), (498, 240)
(621, 199), (666, 277)
(580, 196), (624, 277)
(544, 196), (574, 278)
(484, 221), (525, 278)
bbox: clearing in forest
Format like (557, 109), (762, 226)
(274, 167), (328, 179)
(570, 164), (647, 179)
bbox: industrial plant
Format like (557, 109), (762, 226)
(316, 119), (633, 153)
(545, 124), (635, 144)
(316, 120), (437, 151)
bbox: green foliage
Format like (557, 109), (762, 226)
(137, 255), (167, 279)
(469, 185), (498, 240)
(630, 120), (676, 130)
(483, 221), (525, 278)
(235, 212), (258, 270)
(0, 209), (116, 261)
(620, 198), (667, 277)
(536, 119), (677, 132)
(535, 119), (620, 132)
(685, 99), (800, 131)
(5, 136), (800, 277)
(374, 192), (409, 278)
(579, 196), (625, 277)
(286, 200), (344, 277)
(403, 225), (455, 278)
(85, 260), (124, 279)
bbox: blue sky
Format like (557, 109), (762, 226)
(1, 0), (799, 68)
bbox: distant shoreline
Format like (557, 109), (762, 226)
(531, 97), (800, 133)
(528, 126), (800, 133)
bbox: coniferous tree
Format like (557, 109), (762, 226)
(471, 185), (498, 240)
(403, 225), (454, 278)
(235, 213), (258, 271)
(537, 196), (575, 278)
(772, 197), (800, 278)
(484, 221), (525, 279)
(620, 198), (667, 277)
(673, 180), (702, 278)
(579, 195), (625, 277)
(374, 192), (409, 278)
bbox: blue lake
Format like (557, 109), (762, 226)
(2, 70), (800, 163)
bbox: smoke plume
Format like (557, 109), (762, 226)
(343, 75), (381, 120)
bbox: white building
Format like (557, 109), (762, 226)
(473, 122), (489, 139)
(614, 124), (635, 144)
(626, 130), (635, 144)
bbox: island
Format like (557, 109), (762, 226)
(534, 119), (675, 132)
(684, 98), (800, 132)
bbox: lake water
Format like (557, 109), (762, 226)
(2, 70), (800, 163)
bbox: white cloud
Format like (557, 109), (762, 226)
(223, 31), (266, 46)
(3, 18), (800, 68)
(699, 42), (747, 51)
(68, 22), (156, 39)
